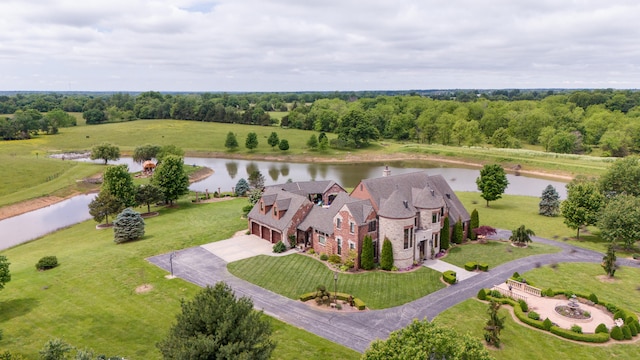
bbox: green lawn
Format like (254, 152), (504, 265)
(442, 240), (561, 269)
(434, 299), (640, 360)
(0, 198), (357, 359)
(434, 263), (640, 360)
(455, 192), (639, 256)
(522, 263), (640, 312)
(227, 254), (445, 309)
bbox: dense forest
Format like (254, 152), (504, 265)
(2, 89), (640, 157)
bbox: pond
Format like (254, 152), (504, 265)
(0, 157), (568, 251)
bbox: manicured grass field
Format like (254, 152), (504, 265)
(0, 198), (357, 359)
(434, 263), (640, 360)
(227, 254), (445, 309)
(455, 191), (639, 256)
(442, 240), (561, 269)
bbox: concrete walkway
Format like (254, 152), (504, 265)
(423, 259), (478, 281)
(147, 231), (640, 353)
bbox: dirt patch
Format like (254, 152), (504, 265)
(596, 275), (617, 283)
(141, 211), (160, 218)
(135, 284), (153, 294)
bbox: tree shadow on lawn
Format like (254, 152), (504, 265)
(0, 298), (39, 322)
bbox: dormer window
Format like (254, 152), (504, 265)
(260, 202), (264, 212)
(273, 207), (278, 217)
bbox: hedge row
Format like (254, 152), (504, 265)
(298, 291), (367, 310)
(482, 292), (612, 343)
(478, 263), (489, 271)
(443, 270), (457, 284)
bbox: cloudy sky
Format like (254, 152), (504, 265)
(0, 0), (639, 92)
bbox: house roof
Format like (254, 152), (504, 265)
(248, 189), (311, 233)
(266, 180), (344, 197)
(297, 192), (373, 235)
(358, 171), (470, 223)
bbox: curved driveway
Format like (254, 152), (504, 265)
(147, 231), (640, 353)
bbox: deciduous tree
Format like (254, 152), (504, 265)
(90, 143), (120, 164)
(484, 300), (505, 348)
(476, 164), (509, 207)
(135, 184), (163, 213)
(132, 144), (161, 163)
(336, 109), (379, 147)
(102, 164), (136, 207)
(363, 319), (493, 360)
(599, 156), (640, 197)
(152, 155), (189, 205)
(267, 131), (279, 149)
(598, 194), (640, 250)
(248, 170), (265, 190)
(225, 131), (239, 150)
(156, 144), (184, 163)
(157, 282), (275, 359)
(561, 176), (604, 239)
(88, 190), (124, 225)
(539, 184), (560, 216)
(0, 255), (10, 291)
(245, 132), (259, 151)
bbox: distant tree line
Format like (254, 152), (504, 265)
(4, 89), (640, 155)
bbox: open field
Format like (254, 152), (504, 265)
(227, 254), (445, 309)
(442, 240), (561, 269)
(433, 263), (640, 360)
(0, 198), (357, 359)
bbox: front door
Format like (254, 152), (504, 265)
(419, 241), (425, 260)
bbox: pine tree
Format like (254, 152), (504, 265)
(113, 208), (145, 244)
(235, 178), (250, 196)
(470, 209), (479, 240)
(602, 242), (617, 277)
(539, 184), (560, 216)
(484, 300), (505, 348)
(441, 216), (450, 250)
(453, 218), (464, 244)
(224, 131), (238, 150)
(307, 134), (318, 149)
(245, 132), (259, 150)
(278, 139), (289, 151)
(267, 132), (279, 149)
(380, 238), (394, 271)
(361, 235), (374, 270)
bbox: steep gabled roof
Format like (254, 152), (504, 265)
(267, 180), (344, 197)
(248, 189), (311, 232)
(428, 174), (470, 223)
(297, 192), (373, 234)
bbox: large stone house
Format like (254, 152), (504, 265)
(247, 171), (470, 269)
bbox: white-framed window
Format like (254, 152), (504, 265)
(336, 218), (342, 229)
(319, 235), (326, 245)
(404, 226), (414, 249)
(349, 222), (355, 234)
(349, 241), (356, 250)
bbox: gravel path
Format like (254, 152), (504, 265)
(147, 232), (640, 353)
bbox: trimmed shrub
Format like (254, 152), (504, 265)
(605, 302), (618, 314)
(543, 318), (553, 331)
(488, 290), (502, 298)
(464, 261), (477, 271)
(478, 263), (489, 271)
(514, 305), (545, 330)
(477, 288), (487, 300)
(35, 256), (59, 271)
(354, 298), (366, 310)
(625, 316), (635, 325)
(328, 254), (341, 264)
(380, 238), (394, 271)
(443, 270), (457, 285)
(441, 217), (450, 250)
(614, 310), (627, 321)
(588, 293), (599, 304)
(308, 248), (315, 255)
(453, 219), (463, 244)
(544, 288), (555, 297)
(571, 325), (583, 334)
(628, 321), (638, 336)
(272, 241), (286, 253)
(470, 209), (479, 240)
(622, 325), (632, 340)
(518, 299), (528, 312)
(512, 271), (520, 279)
(595, 323), (609, 334)
(549, 326), (610, 343)
(319, 253), (329, 261)
(299, 292), (316, 301)
(528, 311), (540, 321)
(610, 326), (624, 340)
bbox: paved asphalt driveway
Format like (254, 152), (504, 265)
(147, 232), (640, 353)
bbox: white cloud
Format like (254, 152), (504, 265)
(0, 0), (639, 91)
